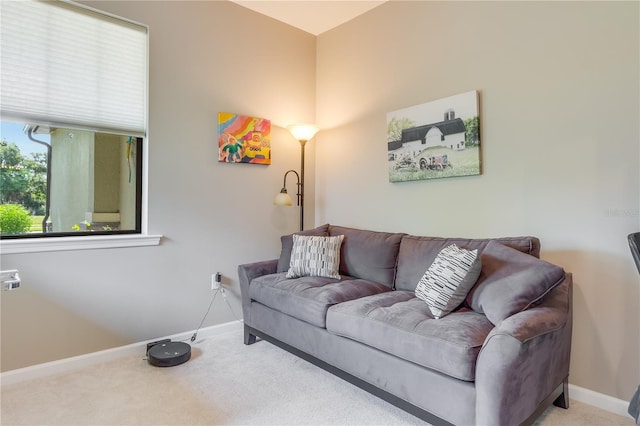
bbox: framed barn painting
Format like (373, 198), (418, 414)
(218, 112), (271, 165)
(387, 90), (480, 182)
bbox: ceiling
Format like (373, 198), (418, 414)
(230, 1), (387, 36)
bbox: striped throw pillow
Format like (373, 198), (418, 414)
(415, 244), (481, 319)
(286, 234), (344, 279)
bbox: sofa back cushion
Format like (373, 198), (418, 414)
(395, 235), (540, 292)
(328, 225), (405, 288)
(465, 240), (566, 325)
(277, 224), (330, 272)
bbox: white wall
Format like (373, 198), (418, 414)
(0, 1), (316, 371)
(316, 1), (639, 401)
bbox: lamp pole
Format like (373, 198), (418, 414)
(299, 139), (306, 231)
(280, 124), (318, 232)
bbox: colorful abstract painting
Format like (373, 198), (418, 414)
(218, 112), (271, 165)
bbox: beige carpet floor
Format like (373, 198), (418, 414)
(1, 327), (634, 425)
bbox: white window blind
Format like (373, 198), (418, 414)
(0, 0), (147, 137)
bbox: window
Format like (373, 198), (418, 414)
(0, 0), (157, 251)
(1, 121), (142, 237)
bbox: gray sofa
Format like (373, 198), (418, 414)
(238, 225), (572, 425)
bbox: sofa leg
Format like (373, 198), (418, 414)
(553, 378), (570, 409)
(244, 325), (257, 345)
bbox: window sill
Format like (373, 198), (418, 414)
(0, 234), (162, 254)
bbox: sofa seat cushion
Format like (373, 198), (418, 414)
(249, 273), (392, 328)
(326, 291), (495, 381)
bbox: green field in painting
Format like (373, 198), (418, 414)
(389, 146), (480, 182)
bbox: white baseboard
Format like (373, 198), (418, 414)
(0, 320), (243, 387)
(569, 384), (631, 418)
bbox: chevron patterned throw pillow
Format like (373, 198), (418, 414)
(415, 244), (482, 319)
(286, 234), (344, 279)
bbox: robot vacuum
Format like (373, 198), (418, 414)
(147, 340), (191, 367)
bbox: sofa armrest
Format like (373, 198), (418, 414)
(237, 259), (278, 325)
(475, 273), (573, 425)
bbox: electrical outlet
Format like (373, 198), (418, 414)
(1, 270), (21, 291)
(3, 280), (20, 291)
(211, 272), (221, 290)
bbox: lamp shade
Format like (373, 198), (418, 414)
(288, 124), (319, 142)
(274, 190), (293, 206)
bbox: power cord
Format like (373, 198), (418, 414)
(219, 287), (241, 321)
(190, 289), (219, 342)
(190, 286), (242, 343)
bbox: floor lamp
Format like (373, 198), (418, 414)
(273, 124), (319, 231)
